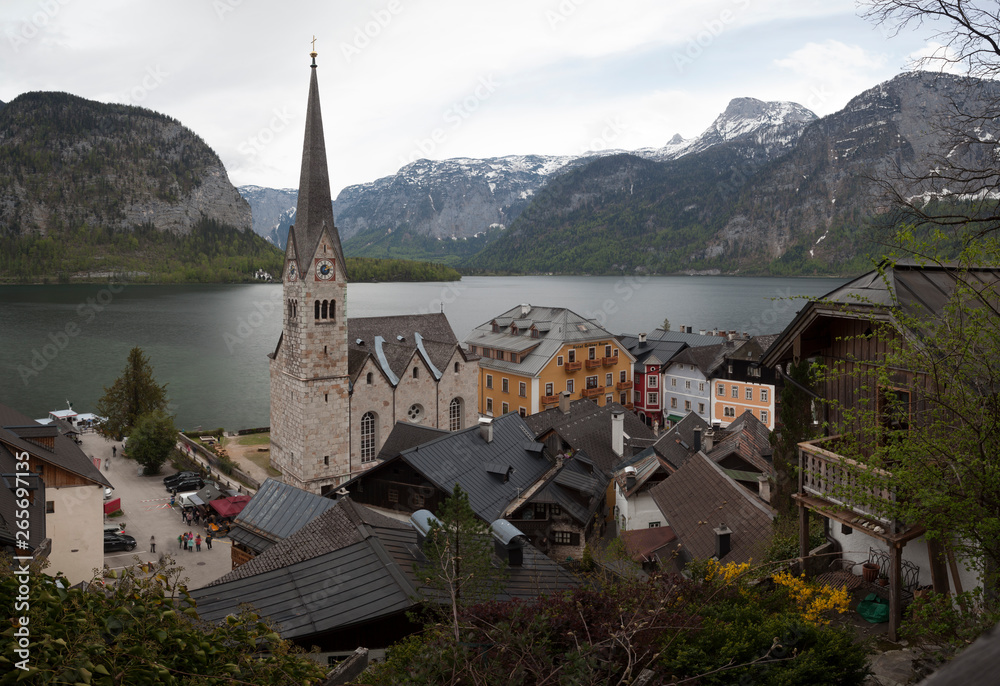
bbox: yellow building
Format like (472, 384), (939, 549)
(465, 304), (636, 417)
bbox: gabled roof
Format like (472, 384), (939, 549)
(619, 329), (727, 349)
(466, 305), (632, 377)
(290, 60), (346, 276)
(705, 411), (773, 474)
(649, 411), (711, 471)
(762, 262), (1000, 366)
(524, 453), (610, 525)
(194, 498), (578, 641)
(375, 422), (450, 463)
(616, 336), (688, 370)
(228, 478), (337, 555)
(665, 342), (730, 377)
(649, 451), (775, 566)
(361, 413), (555, 523)
(621, 526), (677, 564)
(524, 399), (656, 473)
(0, 403), (111, 489)
(348, 313), (467, 385)
(613, 450), (672, 498)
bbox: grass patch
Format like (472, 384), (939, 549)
(246, 449), (281, 477)
(237, 433), (271, 446)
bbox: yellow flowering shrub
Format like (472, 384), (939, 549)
(772, 571), (851, 626)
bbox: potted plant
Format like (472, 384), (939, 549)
(877, 573), (889, 587)
(862, 561), (880, 583)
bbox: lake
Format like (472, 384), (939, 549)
(0, 275), (844, 430)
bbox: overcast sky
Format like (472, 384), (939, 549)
(1, 0), (944, 195)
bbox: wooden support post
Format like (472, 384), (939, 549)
(797, 446), (809, 562)
(888, 543), (902, 642)
(946, 546), (964, 596)
(927, 538), (950, 595)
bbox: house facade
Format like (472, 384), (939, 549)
(709, 335), (779, 430)
(466, 305), (634, 418)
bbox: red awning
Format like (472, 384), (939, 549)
(209, 495), (251, 518)
(104, 498), (121, 515)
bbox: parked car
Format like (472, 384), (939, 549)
(104, 486), (114, 500)
(103, 532), (136, 552)
(103, 522), (126, 535)
(168, 476), (205, 493)
(163, 471), (200, 491)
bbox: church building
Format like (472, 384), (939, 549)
(268, 51), (477, 495)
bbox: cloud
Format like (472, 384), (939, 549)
(773, 40), (891, 114)
(906, 41), (967, 75)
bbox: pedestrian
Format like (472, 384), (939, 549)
(188, 532), (194, 552)
(177, 533), (183, 549)
(112, 445), (117, 458)
(195, 535), (202, 552)
(170, 494), (176, 508)
(150, 535), (156, 553)
(186, 511), (192, 526)
(206, 533), (213, 550)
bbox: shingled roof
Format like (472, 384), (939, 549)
(347, 313), (471, 385)
(194, 497), (578, 643)
(649, 451), (775, 567)
(649, 411), (712, 471)
(706, 411), (773, 475)
(524, 399), (656, 473)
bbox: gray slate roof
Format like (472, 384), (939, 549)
(466, 304), (628, 377)
(524, 399), (656, 474)
(619, 329), (727, 349)
(194, 497), (578, 642)
(706, 411), (774, 474)
(348, 313), (469, 385)
(376, 422), (450, 462)
(649, 411), (711, 471)
(396, 413), (554, 522)
(228, 478), (337, 555)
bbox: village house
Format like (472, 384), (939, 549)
(761, 262), (990, 640)
(0, 402), (112, 584)
(465, 304), (635, 417)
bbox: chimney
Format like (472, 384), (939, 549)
(520, 303), (530, 317)
(491, 519), (526, 567)
(611, 410), (625, 458)
(757, 475), (771, 503)
(714, 523), (733, 559)
(559, 391), (571, 415)
(703, 428), (714, 452)
(699, 329), (706, 336)
(479, 417), (493, 443)
(638, 332), (647, 347)
(652, 419), (659, 437)
(713, 327), (719, 337)
(693, 427), (702, 452)
(624, 465), (637, 491)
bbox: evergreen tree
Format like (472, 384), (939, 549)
(96, 347), (168, 440)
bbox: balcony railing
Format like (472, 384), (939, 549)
(582, 387), (603, 399)
(616, 380), (633, 391)
(564, 361), (582, 372)
(602, 356), (616, 367)
(585, 359), (602, 369)
(625, 402), (634, 410)
(541, 394), (559, 405)
(798, 436), (896, 523)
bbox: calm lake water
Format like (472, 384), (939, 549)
(0, 275), (844, 430)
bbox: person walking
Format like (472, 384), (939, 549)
(150, 535), (156, 553)
(112, 445), (117, 458)
(195, 535), (202, 552)
(193, 510), (200, 526)
(177, 533), (183, 549)
(205, 533), (213, 550)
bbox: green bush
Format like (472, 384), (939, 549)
(902, 588), (1000, 654)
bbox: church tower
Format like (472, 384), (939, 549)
(269, 47), (351, 495)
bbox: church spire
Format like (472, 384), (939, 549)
(293, 44), (347, 276)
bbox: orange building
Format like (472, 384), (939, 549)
(465, 304), (636, 417)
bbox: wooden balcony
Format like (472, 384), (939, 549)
(625, 402), (634, 410)
(797, 436), (896, 524)
(541, 394), (559, 405)
(585, 358), (602, 369)
(616, 380), (633, 391)
(602, 356), (616, 367)
(582, 387), (603, 399)
(564, 361), (582, 372)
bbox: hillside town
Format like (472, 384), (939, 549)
(4, 43), (1000, 685)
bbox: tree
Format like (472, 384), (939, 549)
(415, 484), (506, 642)
(662, 317), (670, 331)
(0, 555), (327, 684)
(127, 410), (177, 475)
(96, 347), (168, 440)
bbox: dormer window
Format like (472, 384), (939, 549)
(492, 321), (500, 333)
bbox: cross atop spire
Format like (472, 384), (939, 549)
(310, 35), (317, 66)
(291, 52), (347, 277)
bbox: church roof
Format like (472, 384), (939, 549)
(347, 313), (469, 385)
(291, 58), (346, 277)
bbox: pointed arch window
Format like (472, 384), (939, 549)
(321, 300), (328, 319)
(314, 300), (320, 320)
(361, 412), (378, 463)
(449, 397), (464, 431)
(366, 372), (373, 385)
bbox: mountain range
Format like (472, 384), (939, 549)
(241, 71), (997, 275)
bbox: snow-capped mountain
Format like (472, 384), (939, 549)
(237, 185), (298, 240)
